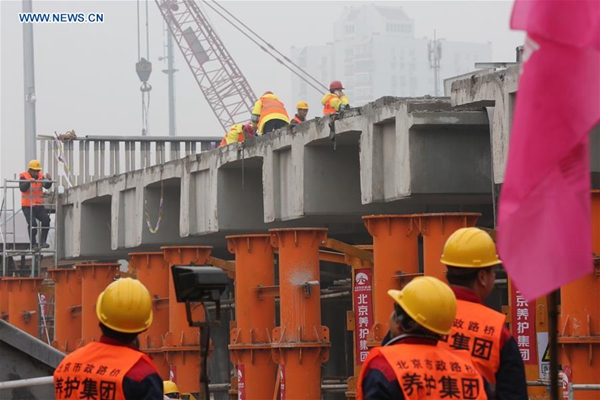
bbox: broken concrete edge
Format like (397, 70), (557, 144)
(0, 320), (65, 369)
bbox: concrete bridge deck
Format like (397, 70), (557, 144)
(57, 66), (600, 260)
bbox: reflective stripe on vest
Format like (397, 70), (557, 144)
(54, 341), (158, 400)
(291, 115), (303, 125)
(257, 97), (289, 131)
(357, 343), (486, 400)
(439, 299), (504, 383)
(20, 171), (43, 207)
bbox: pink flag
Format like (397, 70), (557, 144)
(498, 0), (600, 300)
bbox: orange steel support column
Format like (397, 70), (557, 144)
(363, 215), (419, 343)
(227, 235), (276, 400)
(161, 246), (212, 395)
(5, 277), (44, 337)
(77, 263), (120, 345)
(270, 228), (330, 400)
(413, 213), (480, 281)
(0, 278), (8, 321)
(560, 190), (600, 399)
(49, 268), (82, 353)
(129, 252), (170, 380)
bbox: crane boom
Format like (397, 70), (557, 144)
(155, 0), (257, 132)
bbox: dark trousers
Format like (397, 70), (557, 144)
(22, 205), (50, 246)
(262, 119), (288, 134)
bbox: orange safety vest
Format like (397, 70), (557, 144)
(257, 97), (289, 130)
(54, 341), (158, 400)
(291, 115), (304, 125)
(20, 171), (44, 207)
(438, 299), (504, 383)
(358, 342), (487, 400)
(322, 94), (337, 115)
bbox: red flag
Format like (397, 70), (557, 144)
(498, 0), (600, 301)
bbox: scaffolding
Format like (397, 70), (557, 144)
(1, 178), (58, 344)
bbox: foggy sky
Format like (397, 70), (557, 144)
(1, 0), (524, 182)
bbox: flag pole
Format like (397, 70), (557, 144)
(547, 289), (559, 400)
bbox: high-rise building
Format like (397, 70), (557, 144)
(291, 4), (492, 113)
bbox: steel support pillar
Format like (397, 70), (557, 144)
(227, 234), (276, 400)
(48, 268), (82, 353)
(270, 228), (330, 400)
(5, 277), (44, 337)
(129, 252), (171, 380)
(559, 191), (600, 399)
(77, 263), (120, 345)
(363, 215), (420, 343)
(412, 213), (480, 281)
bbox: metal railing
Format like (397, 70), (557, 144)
(37, 135), (222, 188)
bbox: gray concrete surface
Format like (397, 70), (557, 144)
(446, 66), (600, 185)
(57, 95), (495, 260)
(0, 319), (64, 399)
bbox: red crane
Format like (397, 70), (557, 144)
(155, 0), (257, 132)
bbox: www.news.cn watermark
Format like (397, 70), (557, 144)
(19, 13), (104, 23)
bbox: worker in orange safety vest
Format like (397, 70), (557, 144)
(54, 278), (163, 400)
(439, 227), (527, 399)
(219, 123), (255, 147)
(322, 80), (350, 115)
(358, 276), (487, 400)
(19, 159), (53, 249)
(290, 100), (309, 127)
(251, 91), (290, 134)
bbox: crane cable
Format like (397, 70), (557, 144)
(204, 1), (328, 93)
(210, 1), (328, 92)
(137, 0), (152, 135)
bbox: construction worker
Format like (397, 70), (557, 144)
(54, 278), (163, 399)
(322, 81), (350, 115)
(219, 122), (255, 147)
(290, 101), (309, 127)
(439, 227), (527, 399)
(19, 160), (52, 249)
(251, 91), (290, 135)
(358, 276), (487, 399)
(163, 380), (181, 399)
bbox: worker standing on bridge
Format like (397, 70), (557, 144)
(322, 81), (350, 115)
(19, 160), (52, 249)
(251, 91), (290, 134)
(290, 101), (309, 127)
(358, 276), (486, 399)
(219, 123), (255, 147)
(439, 227), (527, 400)
(54, 278), (163, 400)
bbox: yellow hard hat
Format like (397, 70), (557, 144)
(296, 100), (309, 110)
(440, 227), (502, 268)
(163, 380), (179, 395)
(28, 159), (42, 170)
(387, 276), (456, 335)
(96, 278), (153, 333)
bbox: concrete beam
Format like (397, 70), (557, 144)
(447, 66), (519, 184)
(58, 96), (496, 259)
